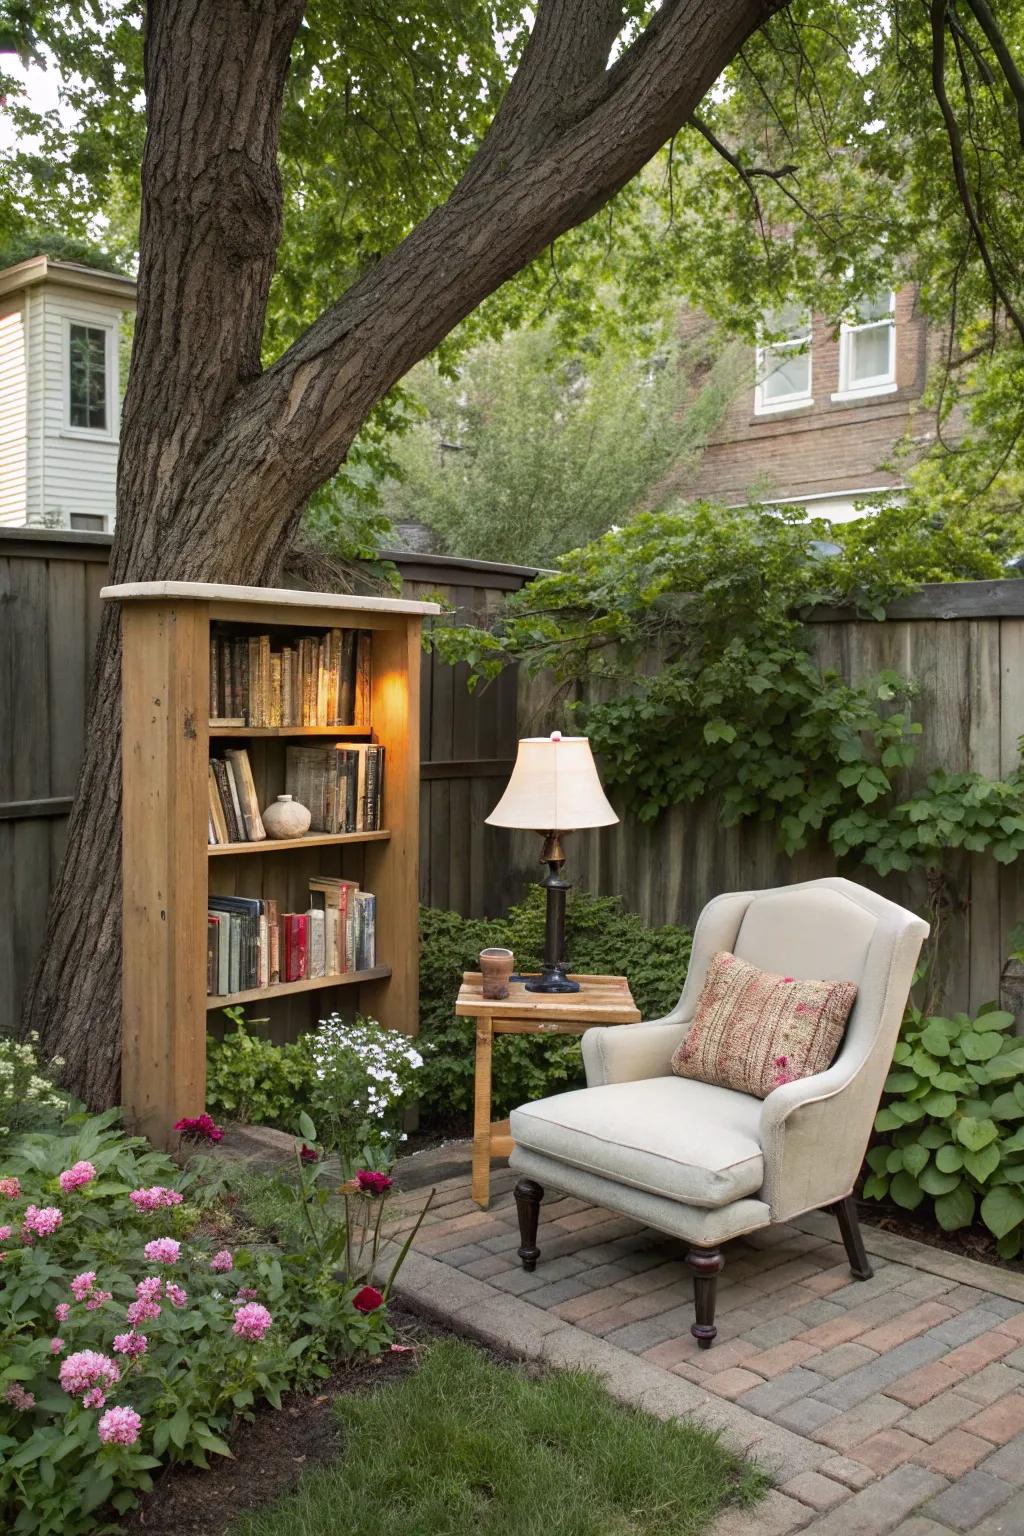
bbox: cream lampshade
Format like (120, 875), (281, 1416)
(487, 732), (618, 994)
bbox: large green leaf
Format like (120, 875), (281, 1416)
(955, 1116), (1000, 1151)
(980, 1186), (1024, 1240)
(960, 1032), (1004, 1062)
(920, 1024), (953, 1056)
(921, 1091), (957, 1118)
(884, 1070), (922, 1095)
(902, 1143), (930, 1177)
(874, 1107), (903, 1133)
(919, 1164), (962, 1197)
(934, 1183), (976, 1231)
(974, 1010), (1016, 1032)
(935, 1143), (964, 1174)
(862, 1172), (890, 1202)
(962, 1144), (1001, 1183)
(990, 1092), (1024, 1121)
(890, 1171), (925, 1210)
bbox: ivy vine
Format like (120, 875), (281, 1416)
(431, 502), (1024, 887)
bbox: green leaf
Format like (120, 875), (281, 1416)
(921, 1091), (957, 1118)
(890, 1100), (926, 1124)
(934, 1183), (976, 1231)
(920, 1024), (953, 1056)
(918, 1124), (951, 1149)
(955, 1116), (1000, 1152)
(874, 1107), (903, 1133)
(298, 1110), (317, 1142)
(919, 1165), (962, 1197)
(962, 1144), (1001, 1183)
(974, 1010), (1016, 1033)
(890, 1171), (925, 1210)
(980, 1187), (1024, 1240)
(884, 1070), (921, 1095)
(902, 1143), (929, 1177)
(862, 1172), (890, 1202)
(935, 1144), (964, 1173)
(961, 1032), (1003, 1062)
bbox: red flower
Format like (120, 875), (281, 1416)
(173, 1113), (224, 1143)
(353, 1285), (384, 1313)
(299, 1145), (319, 1164)
(355, 1170), (393, 1197)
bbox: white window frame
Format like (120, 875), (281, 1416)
(833, 291), (897, 402)
(62, 315), (118, 441)
(754, 309), (813, 415)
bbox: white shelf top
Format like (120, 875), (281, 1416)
(100, 580), (441, 617)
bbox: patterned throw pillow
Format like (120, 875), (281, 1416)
(670, 951), (857, 1099)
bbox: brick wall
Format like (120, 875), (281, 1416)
(663, 288), (940, 510)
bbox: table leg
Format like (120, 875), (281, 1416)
(472, 1015), (494, 1208)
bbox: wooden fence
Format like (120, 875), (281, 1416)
(2, 526), (1023, 1027)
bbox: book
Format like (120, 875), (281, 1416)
(225, 748), (266, 841)
(283, 913), (308, 982)
(211, 758), (242, 843)
(307, 907), (326, 978)
(209, 625), (372, 727)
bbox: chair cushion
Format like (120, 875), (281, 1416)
(509, 1077), (764, 1209)
(671, 951), (856, 1099)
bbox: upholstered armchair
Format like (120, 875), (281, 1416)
(508, 877), (928, 1348)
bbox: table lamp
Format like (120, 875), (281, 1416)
(486, 732), (618, 993)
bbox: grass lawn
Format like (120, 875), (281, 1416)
(230, 1338), (767, 1536)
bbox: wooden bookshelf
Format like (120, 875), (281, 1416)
(104, 580), (440, 1146)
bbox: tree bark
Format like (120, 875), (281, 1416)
(24, 0), (781, 1104)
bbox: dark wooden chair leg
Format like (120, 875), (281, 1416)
(514, 1178), (544, 1271)
(834, 1194), (873, 1280)
(685, 1245), (723, 1349)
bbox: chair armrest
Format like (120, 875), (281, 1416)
(759, 1059), (876, 1220)
(581, 1017), (687, 1088)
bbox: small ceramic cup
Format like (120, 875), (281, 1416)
(480, 947), (515, 1000)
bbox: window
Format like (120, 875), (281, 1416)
(70, 512), (107, 531)
(755, 305), (812, 413)
(835, 291), (896, 399)
(67, 322), (110, 432)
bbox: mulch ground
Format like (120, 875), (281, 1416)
(122, 1303), (452, 1536)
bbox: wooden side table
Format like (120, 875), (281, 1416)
(456, 972), (641, 1207)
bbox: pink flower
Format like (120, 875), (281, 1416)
(21, 1205), (62, 1240)
(165, 1283), (187, 1309)
(83, 1387), (106, 1409)
(234, 1288), (259, 1302)
(781, 976), (794, 984)
(0, 1177), (20, 1198)
(0, 1225), (10, 1242)
(355, 1170), (393, 1197)
(4, 1383), (35, 1411)
(98, 1405), (141, 1446)
(129, 1185), (183, 1212)
(59, 1350), (120, 1398)
(143, 1237), (180, 1265)
(70, 1271), (96, 1301)
(112, 1331), (148, 1358)
(136, 1275), (162, 1301)
(54, 1302), (71, 1324)
(126, 1298), (161, 1327)
(85, 1290), (113, 1311)
(353, 1285), (384, 1313)
(59, 1160), (96, 1194)
(173, 1113), (224, 1143)
(50, 1337), (65, 1354)
(232, 1302), (272, 1342)
(209, 1249), (233, 1273)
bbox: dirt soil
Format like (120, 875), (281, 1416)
(122, 1304), (450, 1536)
(858, 1194), (1024, 1274)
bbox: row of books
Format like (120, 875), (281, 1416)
(285, 744), (385, 834)
(208, 749), (265, 845)
(209, 627), (371, 728)
(207, 877), (376, 996)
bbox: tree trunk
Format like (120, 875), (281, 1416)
(24, 0), (778, 1105)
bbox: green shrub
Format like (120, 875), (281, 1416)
(418, 887), (692, 1123)
(0, 1032), (69, 1139)
(206, 1010), (312, 1130)
(863, 1001), (1024, 1257)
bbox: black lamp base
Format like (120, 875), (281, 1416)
(527, 832), (580, 993)
(525, 965), (580, 995)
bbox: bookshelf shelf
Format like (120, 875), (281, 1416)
(206, 965), (392, 1009)
(208, 830), (391, 857)
(209, 725), (372, 738)
(107, 579), (440, 1147)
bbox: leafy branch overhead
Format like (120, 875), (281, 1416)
(430, 502), (1024, 877)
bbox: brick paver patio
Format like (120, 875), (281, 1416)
(389, 1155), (1024, 1536)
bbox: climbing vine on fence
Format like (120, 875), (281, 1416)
(431, 502), (1024, 882)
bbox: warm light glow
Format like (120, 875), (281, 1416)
(486, 735), (618, 831)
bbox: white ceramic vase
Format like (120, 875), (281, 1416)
(262, 794), (312, 839)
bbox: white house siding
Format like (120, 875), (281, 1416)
(28, 285), (123, 528)
(23, 287), (45, 524)
(0, 300), (26, 525)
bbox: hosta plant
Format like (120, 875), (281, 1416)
(863, 1002), (1024, 1257)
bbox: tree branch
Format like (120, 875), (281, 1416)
(928, 0), (1024, 346)
(166, 0), (788, 575)
(962, 0), (1024, 145)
